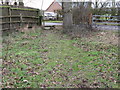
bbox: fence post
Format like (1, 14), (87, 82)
(9, 6), (11, 30)
(42, 11), (45, 26)
(37, 9), (41, 26)
(20, 13), (23, 28)
(39, 16), (42, 26)
(89, 13), (92, 25)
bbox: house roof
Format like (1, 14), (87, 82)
(46, 0), (62, 12)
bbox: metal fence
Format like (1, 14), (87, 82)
(92, 15), (120, 25)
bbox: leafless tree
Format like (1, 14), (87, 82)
(92, 0), (118, 15)
(72, 1), (92, 25)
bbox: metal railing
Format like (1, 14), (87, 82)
(92, 15), (120, 26)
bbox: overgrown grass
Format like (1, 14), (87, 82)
(2, 29), (118, 88)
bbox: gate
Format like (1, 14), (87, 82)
(92, 15), (120, 26)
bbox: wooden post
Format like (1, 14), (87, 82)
(20, 13), (23, 28)
(37, 10), (39, 25)
(89, 13), (92, 25)
(9, 7), (11, 30)
(42, 11), (45, 26)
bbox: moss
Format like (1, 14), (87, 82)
(11, 8), (38, 11)
(23, 16), (39, 18)
(0, 6), (10, 8)
(0, 6), (39, 11)
(11, 8), (39, 11)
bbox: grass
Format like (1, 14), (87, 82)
(95, 22), (120, 26)
(44, 21), (63, 23)
(2, 29), (118, 88)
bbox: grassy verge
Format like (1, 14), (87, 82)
(44, 21), (63, 23)
(96, 23), (120, 26)
(2, 29), (118, 88)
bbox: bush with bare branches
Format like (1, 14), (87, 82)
(72, 5), (92, 25)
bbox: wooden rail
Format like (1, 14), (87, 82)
(0, 5), (41, 31)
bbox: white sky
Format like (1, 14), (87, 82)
(1, 0), (119, 10)
(23, 0), (119, 10)
(23, 0), (54, 10)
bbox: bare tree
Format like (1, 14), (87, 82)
(92, 0), (118, 15)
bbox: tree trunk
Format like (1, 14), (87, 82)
(62, 1), (73, 29)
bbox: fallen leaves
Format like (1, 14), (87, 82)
(2, 29), (118, 88)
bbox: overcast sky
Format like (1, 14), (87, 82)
(23, 0), (119, 10)
(1, 0), (119, 10)
(1, 0), (118, 10)
(23, 0), (54, 10)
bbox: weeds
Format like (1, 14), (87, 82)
(2, 29), (118, 88)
